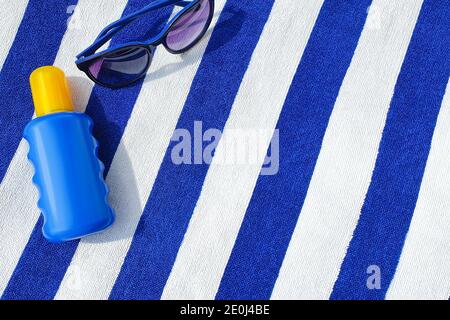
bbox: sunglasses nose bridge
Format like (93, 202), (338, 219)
(146, 44), (157, 55)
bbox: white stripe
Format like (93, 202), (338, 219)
(271, 0), (424, 300)
(161, 0), (325, 300)
(0, 0), (28, 71)
(0, 0), (128, 296)
(54, 0), (228, 300)
(386, 79), (450, 300)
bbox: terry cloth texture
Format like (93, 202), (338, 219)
(0, 0), (449, 300)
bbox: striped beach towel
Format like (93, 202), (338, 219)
(0, 0), (449, 300)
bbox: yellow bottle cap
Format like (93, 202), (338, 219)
(30, 66), (74, 117)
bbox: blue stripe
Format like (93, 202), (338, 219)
(109, 0), (275, 300)
(1, 0), (173, 300)
(215, 0), (372, 300)
(331, 0), (450, 300)
(0, 0), (77, 183)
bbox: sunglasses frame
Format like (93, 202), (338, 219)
(76, 0), (214, 89)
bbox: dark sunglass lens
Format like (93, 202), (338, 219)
(166, 0), (211, 52)
(88, 46), (151, 87)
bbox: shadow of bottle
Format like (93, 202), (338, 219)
(68, 76), (142, 243)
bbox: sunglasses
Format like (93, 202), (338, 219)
(76, 0), (214, 89)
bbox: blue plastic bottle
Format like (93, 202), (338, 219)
(24, 66), (115, 243)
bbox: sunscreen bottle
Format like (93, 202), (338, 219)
(24, 66), (115, 243)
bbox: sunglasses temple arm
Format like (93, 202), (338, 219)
(77, 0), (194, 58)
(176, 1), (194, 6)
(96, 0), (192, 40)
(77, 24), (129, 59)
